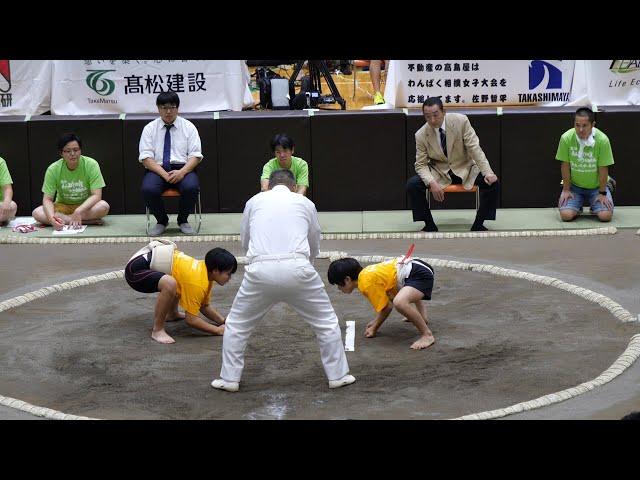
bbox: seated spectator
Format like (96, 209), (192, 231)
(260, 134), (309, 195)
(406, 97), (499, 232)
(557, 107), (615, 222)
(139, 91), (203, 236)
(32, 133), (109, 230)
(0, 156), (17, 226)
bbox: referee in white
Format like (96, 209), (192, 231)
(211, 169), (355, 392)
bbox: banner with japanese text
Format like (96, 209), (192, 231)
(383, 60), (575, 108)
(50, 60), (254, 114)
(0, 60), (52, 115)
(568, 60), (640, 106)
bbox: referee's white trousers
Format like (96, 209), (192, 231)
(220, 257), (350, 383)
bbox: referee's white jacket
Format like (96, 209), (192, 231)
(241, 184), (321, 263)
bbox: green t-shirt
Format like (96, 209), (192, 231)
(42, 156), (106, 205)
(555, 128), (614, 189)
(260, 156), (309, 186)
(0, 157), (13, 202)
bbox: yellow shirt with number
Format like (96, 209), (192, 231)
(170, 250), (213, 316)
(358, 259), (398, 312)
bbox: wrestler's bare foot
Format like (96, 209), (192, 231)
(165, 311), (186, 322)
(364, 322), (378, 338)
(151, 329), (175, 344)
(410, 335), (435, 350)
(403, 317), (429, 323)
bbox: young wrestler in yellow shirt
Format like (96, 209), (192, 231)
(328, 256), (436, 350)
(125, 246), (237, 344)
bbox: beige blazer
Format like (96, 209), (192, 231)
(414, 112), (494, 190)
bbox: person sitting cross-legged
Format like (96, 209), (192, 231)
(32, 133), (110, 230)
(0, 156), (17, 226)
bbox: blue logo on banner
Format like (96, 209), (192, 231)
(529, 60), (562, 90)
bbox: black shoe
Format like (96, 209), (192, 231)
(421, 224), (439, 232)
(471, 224), (488, 231)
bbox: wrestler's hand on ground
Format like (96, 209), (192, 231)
(213, 324), (225, 335)
(364, 320), (378, 338)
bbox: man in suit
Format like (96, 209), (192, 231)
(406, 97), (499, 232)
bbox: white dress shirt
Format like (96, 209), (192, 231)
(241, 185), (321, 263)
(138, 116), (203, 165)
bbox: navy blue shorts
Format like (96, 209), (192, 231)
(403, 260), (435, 300)
(125, 252), (165, 293)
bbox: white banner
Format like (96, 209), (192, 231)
(383, 60), (575, 108)
(50, 60), (254, 114)
(568, 60), (640, 106)
(0, 60), (52, 115)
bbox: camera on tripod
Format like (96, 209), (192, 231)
(249, 60), (346, 111)
(290, 60), (346, 110)
(304, 91), (336, 108)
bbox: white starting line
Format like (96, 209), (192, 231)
(345, 321), (355, 352)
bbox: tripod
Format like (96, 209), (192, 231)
(288, 60), (346, 110)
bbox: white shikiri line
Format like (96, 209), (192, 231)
(345, 321), (355, 352)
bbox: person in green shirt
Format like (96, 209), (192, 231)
(0, 157), (17, 226)
(260, 134), (309, 195)
(556, 107), (615, 222)
(32, 133), (110, 230)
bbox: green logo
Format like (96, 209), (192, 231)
(609, 60), (640, 74)
(86, 70), (116, 96)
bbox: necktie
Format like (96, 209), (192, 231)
(439, 127), (447, 157)
(163, 124), (173, 171)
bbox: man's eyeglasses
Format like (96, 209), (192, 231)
(159, 105), (178, 111)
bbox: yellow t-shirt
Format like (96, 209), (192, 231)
(170, 250), (213, 316)
(358, 259), (398, 312)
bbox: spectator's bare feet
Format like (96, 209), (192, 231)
(364, 321), (378, 338)
(84, 218), (104, 225)
(410, 335), (435, 350)
(166, 311), (185, 322)
(151, 329), (175, 344)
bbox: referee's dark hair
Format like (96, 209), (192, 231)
(268, 169), (296, 189)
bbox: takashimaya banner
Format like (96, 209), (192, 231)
(51, 60), (254, 114)
(0, 60), (52, 115)
(569, 60), (640, 106)
(383, 60), (576, 108)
